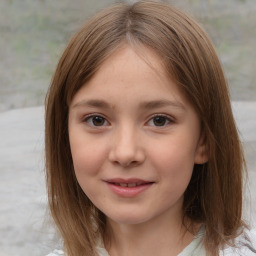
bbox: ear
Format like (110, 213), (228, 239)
(194, 132), (209, 164)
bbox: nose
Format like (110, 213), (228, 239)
(108, 125), (145, 168)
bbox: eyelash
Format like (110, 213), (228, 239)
(82, 114), (109, 127)
(146, 114), (174, 127)
(82, 114), (174, 128)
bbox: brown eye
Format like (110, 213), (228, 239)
(92, 116), (106, 126)
(153, 116), (168, 126)
(147, 115), (173, 127)
(84, 115), (109, 127)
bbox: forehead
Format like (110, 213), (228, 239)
(94, 44), (167, 79)
(71, 44), (186, 103)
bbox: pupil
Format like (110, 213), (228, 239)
(153, 117), (166, 126)
(92, 116), (105, 126)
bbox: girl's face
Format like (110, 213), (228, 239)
(68, 45), (207, 226)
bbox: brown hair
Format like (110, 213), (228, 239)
(45, 1), (246, 255)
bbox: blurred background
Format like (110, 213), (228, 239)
(0, 0), (255, 255)
(0, 0), (255, 111)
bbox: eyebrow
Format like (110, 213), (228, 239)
(71, 99), (113, 109)
(71, 99), (185, 110)
(139, 99), (185, 110)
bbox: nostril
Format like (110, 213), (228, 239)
(112, 159), (139, 168)
(108, 142), (146, 167)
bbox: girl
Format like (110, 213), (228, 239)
(45, 1), (256, 256)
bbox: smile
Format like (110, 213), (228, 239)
(105, 178), (154, 197)
(111, 182), (149, 187)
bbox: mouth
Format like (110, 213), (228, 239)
(104, 178), (154, 197)
(109, 182), (153, 187)
(105, 178), (154, 186)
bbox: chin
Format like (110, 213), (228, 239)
(106, 211), (153, 226)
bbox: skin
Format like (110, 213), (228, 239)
(68, 45), (207, 256)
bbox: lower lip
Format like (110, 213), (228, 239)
(106, 183), (153, 197)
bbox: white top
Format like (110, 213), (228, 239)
(46, 250), (65, 256)
(46, 228), (256, 256)
(95, 225), (206, 256)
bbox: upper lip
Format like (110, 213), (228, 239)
(104, 178), (153, 185)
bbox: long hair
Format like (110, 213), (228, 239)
(45, 1), (246, 255)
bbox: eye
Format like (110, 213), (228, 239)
(147, 115), (173, 127)
(83, 115), (109, 127)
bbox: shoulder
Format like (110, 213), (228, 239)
(45, 249), (65, 256)
(220, 228), (256, 256)
(96, 245), (110, 256)
(45, 247), (110, 256)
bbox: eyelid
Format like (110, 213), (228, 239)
(82, 113), (110, 127)
(146, 114), (175, 127)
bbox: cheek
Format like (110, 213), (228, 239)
(152, 136), (197, 163)
(149, 136), (197, 181)
(69, 134), (107, 177)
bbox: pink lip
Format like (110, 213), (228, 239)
(104, 178), (154, 198)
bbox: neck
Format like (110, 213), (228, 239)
(105, 212), (198, 256)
